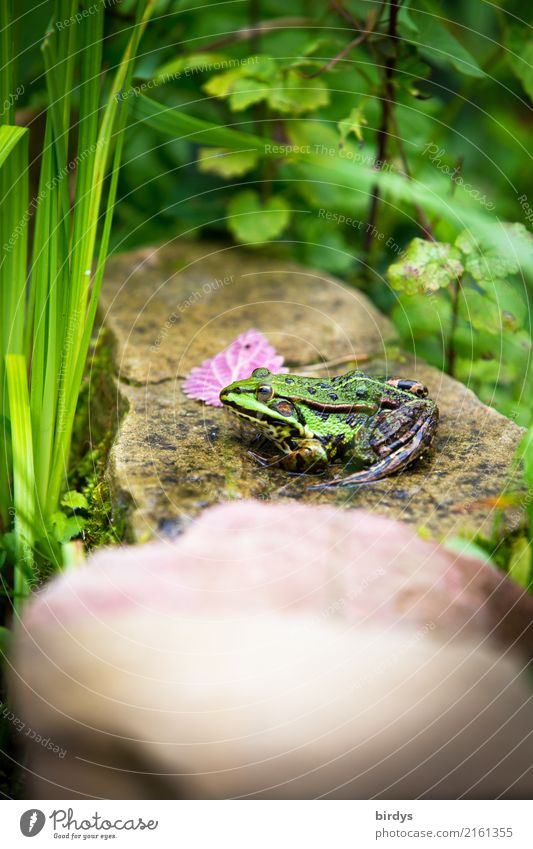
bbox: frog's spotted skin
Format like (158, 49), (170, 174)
(219, 367), (439, 487)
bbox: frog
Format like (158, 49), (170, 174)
(219, 367), (439, 487)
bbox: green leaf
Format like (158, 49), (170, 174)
(0, 124), (27, 168)
(227, 190), (291, 244)
(400, 1), (485, 78)
(396, 2), (419, 37)
(459, 288), (502, 334)
(204, 57), (278, 101)
(244, 55), (278, 81)
(456, 224), (533, 281)
(338, 105), (368, 145)
(521, 428), (533, 532)
(387, 238), (464, 295)
(393, 291), (451, 335)
(267, 71), (329, 114)
(133, 94), (271, 154)
(61, 490), (89, 511)
(478, 279), (526, 331)
(48, 510), (85, 543)
(0, 626), (10, 658)
(6, 355), (35, 603)
(203, 69), (243, 98)
(296, 216), (354, 273)
(134, 97), (524, 255)
(154, 52), (231, 80)
(228, 78), (269, 111)
(441, 536), (493, 564)
(197, 147), (259, 177)
(454, 356), (502, 386)
(505, 27), (533, 101)
(507, 536), (532, 589)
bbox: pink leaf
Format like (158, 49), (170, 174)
(183, 328), (287, 406)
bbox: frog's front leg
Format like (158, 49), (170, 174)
(279, 438), (329, 473)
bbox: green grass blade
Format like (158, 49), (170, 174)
(0, 0), (15, 127)
(133, 93), (272, 152)
(0, 125), (28, 528)
(6, 354), (35, 608)
(46, 0), (157, 515)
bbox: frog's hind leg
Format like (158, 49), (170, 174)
(308, 413), (435, 489)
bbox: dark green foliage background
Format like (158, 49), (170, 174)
(11, 0), (533, 422)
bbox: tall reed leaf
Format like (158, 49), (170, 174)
(0, 126), (28, 531)
(6, 355), (34, 608)
(0, 1), (156, 603)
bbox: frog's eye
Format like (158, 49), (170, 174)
(252, 367), (270, 379)
(256, 384), (273, 402)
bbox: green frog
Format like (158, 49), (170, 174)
(219, 367), (438, 487)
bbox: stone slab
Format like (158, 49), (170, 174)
(99, 241), (525, 542)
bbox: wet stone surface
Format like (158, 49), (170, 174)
(99, 240), (525, 542)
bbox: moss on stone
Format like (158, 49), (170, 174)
(68, 327), (129, 551)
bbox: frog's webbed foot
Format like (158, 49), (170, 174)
(279, 439), (329, 474)
(247, 449), (282, 469)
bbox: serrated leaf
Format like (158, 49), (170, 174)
(229, 78), (268, 111)
(48, 511), (85, 543)
(183, 329), (287, 407)
(203, 69), (243, 98)
(227, 190), (291, 244)
(244, 55), (278, 81)
(387, 238), (463, 295)
(61, 490), (89, 511)
(267, 71), (330, 114)
(197, 147), (259, 177)
(456, 223), (533, 281)
(203, 56), (279, 105)
(154, 52), (230, 81)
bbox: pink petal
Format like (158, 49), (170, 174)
(183, 328), (288, 406)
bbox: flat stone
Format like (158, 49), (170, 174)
(100, 240), (525, 542)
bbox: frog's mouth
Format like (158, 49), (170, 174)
(221, 395), (307, 443)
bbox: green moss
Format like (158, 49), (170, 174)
(68, 327), (129, 552)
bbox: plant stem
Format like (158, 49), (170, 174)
(388, 110), (435, 240)
(446, 277), (462, 377)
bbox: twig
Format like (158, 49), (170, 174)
(199, 18), (314, 51)
(288, 353), (372, 372)
(388, 110), (435, 240)
(302, 10), (378, 79)
(330, 0), (360, 27)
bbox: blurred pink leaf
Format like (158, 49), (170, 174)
(183, 328), (287, 406)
